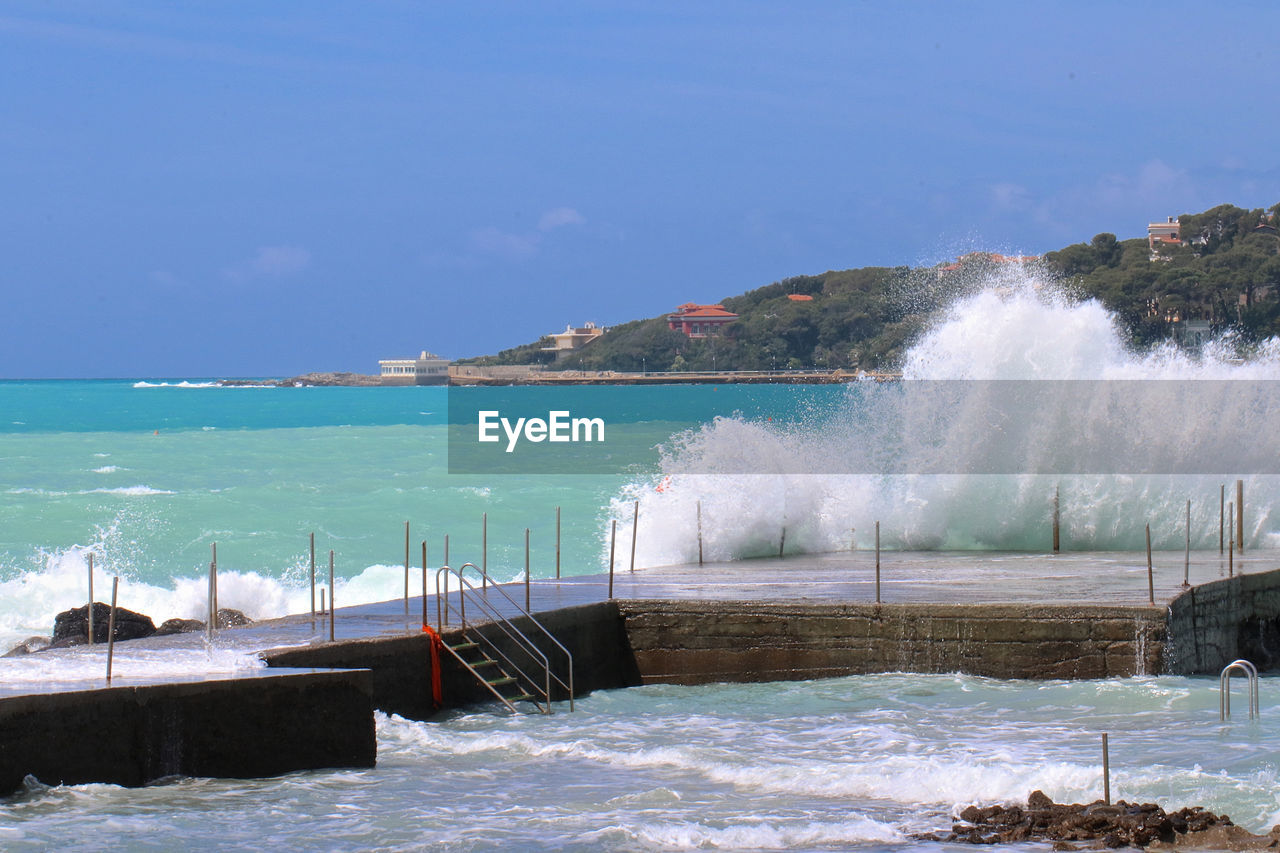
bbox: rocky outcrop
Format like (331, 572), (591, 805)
(918, 790), (1280, 849)
(155, 618), (205, 636)
(51, 603), (156, 647)
(219, 373), (380, 387)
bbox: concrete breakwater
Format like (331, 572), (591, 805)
(2, 566), (1278, 794)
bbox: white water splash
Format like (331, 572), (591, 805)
(612, 270), (1280, 564)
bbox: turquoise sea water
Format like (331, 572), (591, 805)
(5, 275), (1280, 849)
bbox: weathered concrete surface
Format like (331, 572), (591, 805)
(617, 600), (1168, 684)
(1167, 568), (1280, 674)
(261, 602), (638, 714)
(0, 670), (375, 796)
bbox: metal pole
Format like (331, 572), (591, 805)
(1219, 485), (1225, 554)
(328, 549), (335, 642)
(779, 526), (786, 558)
(875, 521), (881, 604)
(404, 520), (410, 618)
(1052, 485), (1060, 553)
(697, 500), (704, 567)
(525, 528), (531, 612)
(421, 540), (428, 628)
(106, 576), (119, 683)
(608, 519), (617, 599)
(1102, 733), (1111, 806)
(1183, 499), (1191, 588)
(309, 532), (316, 629)
(1237, 479), (1244, 554)
(320, 588), (325, 615)
(1152, 517), (1162, 604)
(87, 553), (95, 645)
(211, 542), (218, 624)
(630, 500), (639, 573)
(555, 506), (561, 579)
(207, 552), (215, 641)
(482, 512), (488, 589)
(1228, 502), (1234, 577)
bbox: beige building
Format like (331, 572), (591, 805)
(379, 350), (451, 385)
(542, 322), (606, 360)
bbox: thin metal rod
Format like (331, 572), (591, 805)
(1102, 733), (1111, 805)
(421, 540), (428, 628)
(555, 506), (561, 579)
(309, 532), (316, 629)
(106, 576), (119, 683)
(206, 551), (215, 641)
(328, 549), (336, 642)
(1052, 485), (1060, 553)
(482, 512), (488, 590)
(320, 588), (325, 616)
(211, 542), (218, 623)
(1152, 517), (1162, 604)
(1229, 502), (1235, 577)
(875, 521), (881, 604)
(697, 500), (704, 567)
(1219, 484), (1225, 554)
(1183, 499), (1191, 587)
(404, 520), (410, 618)
(608, 519), (617, 599)
(524, 528), (531, 611)
(779, 526), (786, 558)
(629, 500), (639, 573)
(1233, 479), (1244, 550)
(87, 553), (95, 645)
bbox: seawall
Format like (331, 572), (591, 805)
(0, 669), (375, 796)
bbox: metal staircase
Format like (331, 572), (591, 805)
(435, 563), (574, 714)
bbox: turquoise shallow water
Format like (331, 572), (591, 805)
(1, 674), (1278, 851)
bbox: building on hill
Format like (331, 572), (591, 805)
(378, 350), (450, 385)
(667, 303), (738, 338)
(1148, 217), (1182, 250)
(787, 294), (814, 302)
(541, 322), (606, 361)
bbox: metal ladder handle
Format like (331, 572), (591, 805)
(434, 564), (558, 711)
(1220, 659), (1260, 720)
(450, 562), (575, 706)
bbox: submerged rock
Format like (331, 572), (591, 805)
(51, 603), (156, 647)
(915, 790), (1280, 849)
(2, 636), (51, 657)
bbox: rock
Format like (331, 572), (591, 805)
(929, 792), (1259, 848)
(215, 609), (252, 628)
(155, 618), (205, 636)
(2, 636), (51, 657)
(52, 603), (155, 645)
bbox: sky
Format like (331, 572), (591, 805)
(1, 1), (1277, 378)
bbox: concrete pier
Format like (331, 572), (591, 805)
(2, 550), (1277, 792)
(0, 669), (374, 796)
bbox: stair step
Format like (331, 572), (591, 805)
(450, 642), (478, 652)
(471, 658), (498, 668)
(486, 676), (517, 687)
(509, 694), (535, 702)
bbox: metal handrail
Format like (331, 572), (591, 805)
(436, 563), (575, 711)
(1220, 658), (1260, 720)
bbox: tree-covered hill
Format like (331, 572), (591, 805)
(469, 201), (1280, 372)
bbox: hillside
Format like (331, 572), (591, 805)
(469, 201), (1280, 372)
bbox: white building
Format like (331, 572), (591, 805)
(378, 351), (451, 385)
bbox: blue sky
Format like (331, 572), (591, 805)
(1, 2), (1277, 377)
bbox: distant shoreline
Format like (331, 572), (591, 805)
(216, 369), (903, 387)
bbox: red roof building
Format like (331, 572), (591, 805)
(668, 303), (738, 338)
